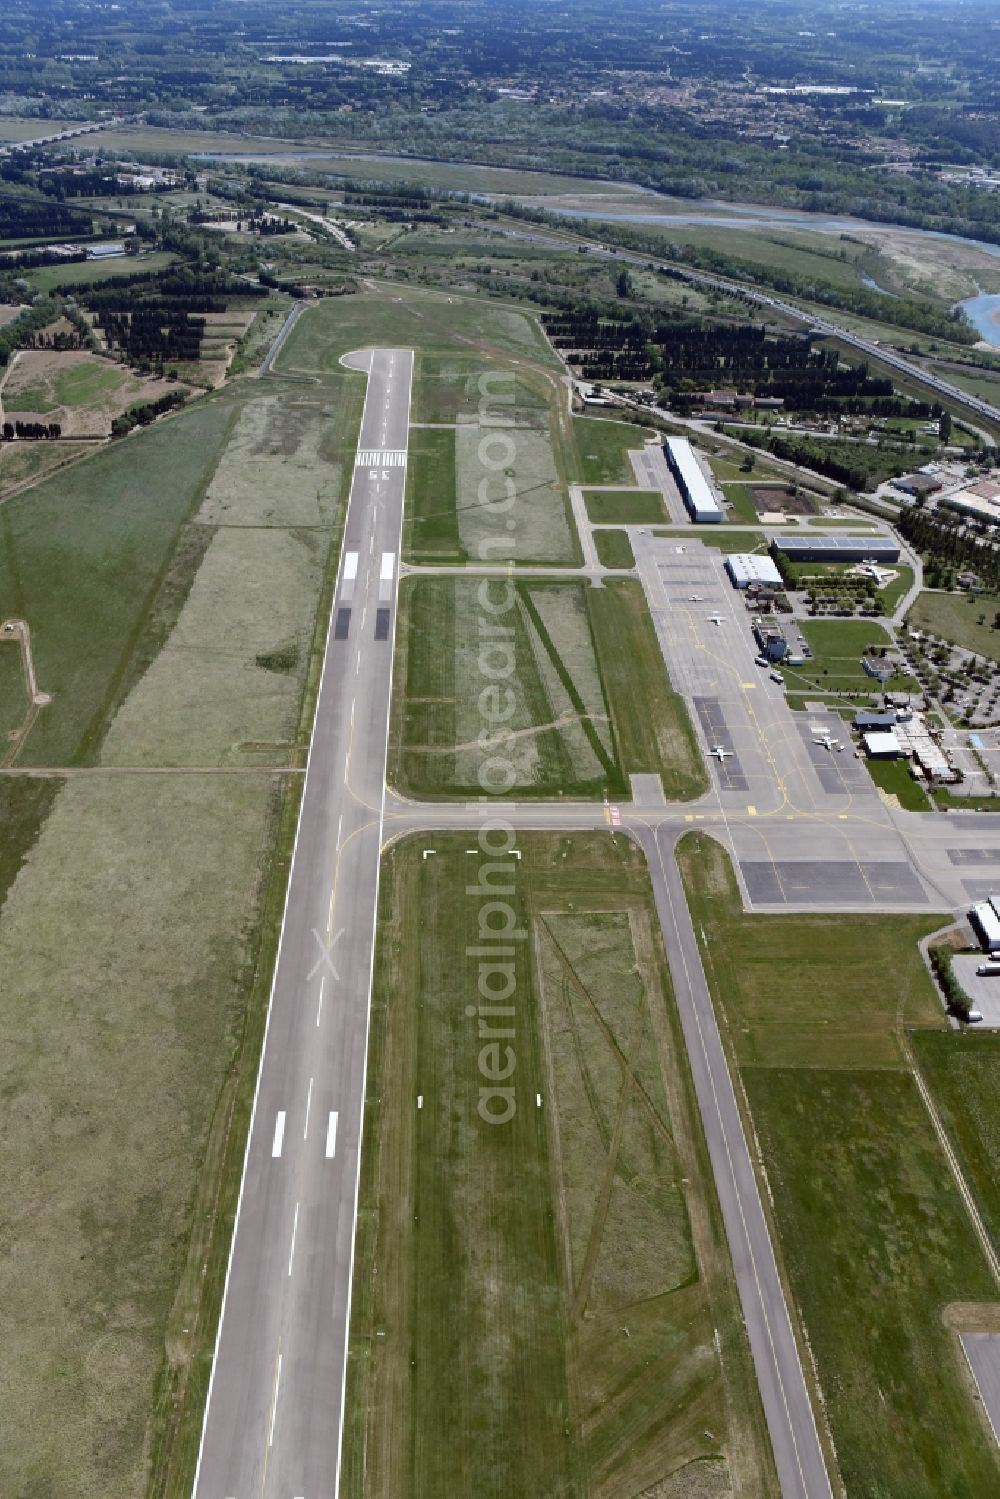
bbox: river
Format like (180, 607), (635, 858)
(190, 148), (1000, 347)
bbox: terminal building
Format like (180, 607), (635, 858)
(664, 438), (724, 524)
(771, 534), (901, 565)
(726, 553), (783, 589)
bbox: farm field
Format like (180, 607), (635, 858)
(389, 575), (705, 801)
(1, 349), (193, 436)
(679, 834), (1000, 1499)
(583, 488), (667, 524)
(908, 588), (1000, 663)
(0, 437), (99, 496)
(573, 415), (655, 484)
(342, 832), (776, 1499)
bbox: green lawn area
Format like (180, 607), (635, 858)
(717, 481), (759, 522)
(678, 834), (1000, 1498)
(593, 528), (635, 569)
(791, 618), (911, 691)
(864, 753), (931, 810)
(342, 832), (774, 1499)
(573, 415), (654, 485)
(403, 427), (460, 562)
(389, 576), (706, 802)
(583, 488), (667, 525)
(877, 565), (915, 614)
(912, 1032), (1000, 1256)
(908, 589), (1000, 664)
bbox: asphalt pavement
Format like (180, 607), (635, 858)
(192, 347), (413, 1499)
(191, 340), (1000, 1499)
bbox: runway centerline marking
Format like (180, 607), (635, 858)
(326, 1111), (338, 1159)
(271, 1112), (285, 1159)
(288, 1202), (299, 1277)
(268, 1349), (282, 1448)
(304, 1077), (314, 1139)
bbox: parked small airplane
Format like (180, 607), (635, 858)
(688, 594), (704, 602)
(705, 613), (726, 625)
(710, 743), (733, 762)
(813, 733), (843, 753)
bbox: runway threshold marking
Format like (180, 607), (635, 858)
(326, 1111), (338, 1158)
(271, 1112), (285, 1158)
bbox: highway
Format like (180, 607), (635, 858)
(192, 347), (412, 1499)
(491, 221), (1000, 429)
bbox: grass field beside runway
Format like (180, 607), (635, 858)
(389, 576), (707, 801)
(679, 834), (1000, 1499)
(277, 284), (560, 372)
(0, 378), (361, 768)
(911, 1033), (1000, 1256)
(0, 772), (281, 1499)
(573, 415), (656, 485)
(0, 639), (28, 743)
(342, 833), (777, 1499)
(0, 368), (363, 1492)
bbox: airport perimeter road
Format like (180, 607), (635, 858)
(193, 347), (413, 1499)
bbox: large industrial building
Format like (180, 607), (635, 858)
(726, 553), (783, 589)
(664, 438), (724, 524)
(771, 534), (901, 565)
(971, 897), (1000, 953)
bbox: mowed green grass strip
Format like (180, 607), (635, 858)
(678, 834), (1000, 1498)
(404, 426), (462, 562)
(908, 588), (1000, 664)
(593, 527), (635, 569)
(343, 833), (772, 1499)
(583, 488), (667, 524)
(389, 576), (706, 801)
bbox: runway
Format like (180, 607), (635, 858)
(190, 354), (1000, 1499)
(192, 347), (413, 1499)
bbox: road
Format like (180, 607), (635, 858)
(257, 303), (306, 377)
(192, 347), (412, 1499)
(488, 221), (1000, 429)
